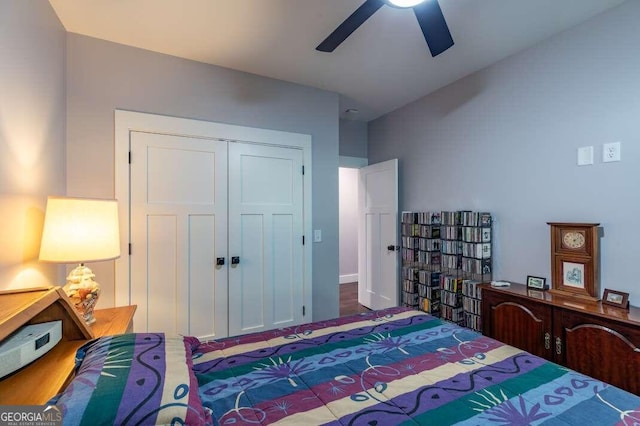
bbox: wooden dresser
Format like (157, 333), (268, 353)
(0, 287), (136, 404)
(481, 282), (640, 395)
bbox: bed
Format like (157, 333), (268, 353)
(54, 306), (640, 425)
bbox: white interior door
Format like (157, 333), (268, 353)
(130, 131), (228, 339)
(358, 159), (399, 310)
(227, 142), (305, 336)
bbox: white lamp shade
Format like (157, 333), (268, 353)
(39, 197), (121, 263)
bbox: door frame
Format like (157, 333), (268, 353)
(114, 110), (313, 321)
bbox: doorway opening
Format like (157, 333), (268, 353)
(339, 166), (369, 316)
(341, 158), (400, 314)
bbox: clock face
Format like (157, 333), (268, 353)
(562, 231), (585, 249)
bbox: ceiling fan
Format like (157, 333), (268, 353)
(316, 0), (454, 57)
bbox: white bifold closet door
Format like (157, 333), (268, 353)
(227, 142), (304, 336)
(130, 132), (228, 339)
(130, 131), (304, 340)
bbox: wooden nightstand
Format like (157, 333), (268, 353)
(0, 287), (136, 404)
(92, 305), (136, 336)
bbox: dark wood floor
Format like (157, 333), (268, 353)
(339, 282), (370, 317)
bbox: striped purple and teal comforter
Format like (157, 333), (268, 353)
(193, 307), (640, 425)
(55, 333), (211, 425)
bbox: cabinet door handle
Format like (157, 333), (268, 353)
(231, 256), (240, 265)
(544, 332), (550, 350)
(555, 337), (562, 355)
(216, 257), (225, 266)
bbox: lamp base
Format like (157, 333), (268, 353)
(63, 264), (101, 325)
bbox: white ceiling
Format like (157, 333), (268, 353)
(49, 0), (626, 121)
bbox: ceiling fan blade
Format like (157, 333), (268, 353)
(413, 0), (454, 57)
(316, 0), (385, 52)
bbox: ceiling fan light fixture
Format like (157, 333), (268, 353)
(316, 0), (452, 56)
(387, 0), (427, 8)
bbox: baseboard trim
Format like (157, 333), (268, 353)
(339, 274), (358, 285)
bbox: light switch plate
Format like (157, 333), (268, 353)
(577, 146), (593, 166)
(313, 229), (322, 242)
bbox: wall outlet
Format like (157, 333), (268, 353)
(603, 142), (621, 162)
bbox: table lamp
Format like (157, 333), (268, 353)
(39, 196), (120, 324)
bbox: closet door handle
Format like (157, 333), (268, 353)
(231, 256), (240, 265)
(216, 257), (225, 266)
(387, 245), (399, 251)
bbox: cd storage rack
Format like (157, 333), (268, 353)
(401, 210), (492, 331)
(401, 212), (442, 315)
(440, 211), (465, 326)
(460, 211), (492, 331)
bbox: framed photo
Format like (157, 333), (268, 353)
(562, 261), (585, 289)
(602, 288), (629, 309)
(527, 275), (548, 290)
(551, 257), (596, 300)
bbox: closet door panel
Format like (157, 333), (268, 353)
(130, 132), (228, 339)
(273, 214), (294, 324)
(237, 214), (266, 331)
(145, 215), (178, 335)
(228, 142), (304, 336)
(146, 145), (216, 204)
(188, 215), (218, 338)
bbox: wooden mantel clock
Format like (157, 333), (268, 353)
(547, 222), (600, 302)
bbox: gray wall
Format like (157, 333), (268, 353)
(66, 34), (340, 320)
(369, 1), (640, 303)
(0, 1), (66, 290)
(339, 119), (368, 158)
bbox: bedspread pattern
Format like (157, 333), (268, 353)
(54, 333), (210, 425)
(193, 307), (640, 425)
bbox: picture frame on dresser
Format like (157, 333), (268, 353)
(602, 288), (630, 309)
(526, 275), (548, 290)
